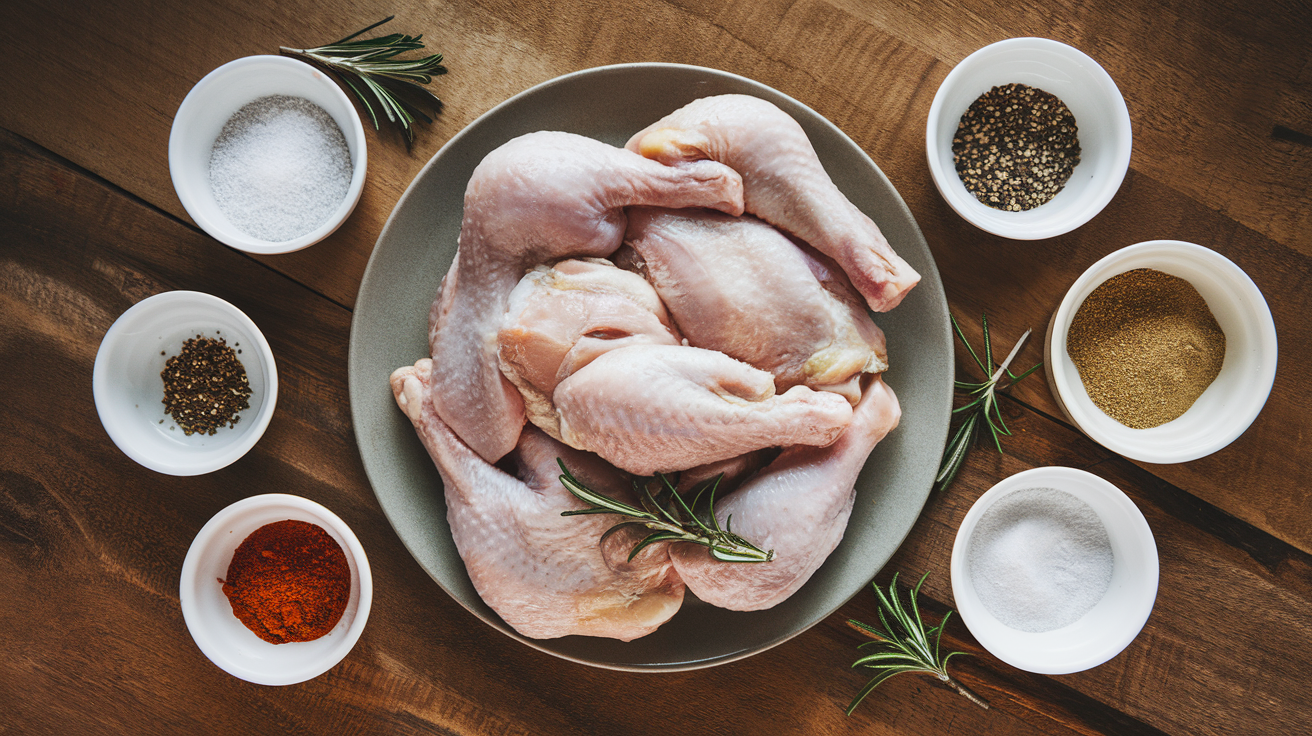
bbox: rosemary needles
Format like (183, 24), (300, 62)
(846, 572), (988, 712)
(557, 460), (774, 563)
(935, 313), (1042, 493)
(281, 16), (446, 142)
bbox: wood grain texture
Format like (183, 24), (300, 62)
(2, 0), (1311, 733)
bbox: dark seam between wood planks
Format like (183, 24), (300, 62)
(0, 126), (356, 315)
(1271, 125), (1312, 147)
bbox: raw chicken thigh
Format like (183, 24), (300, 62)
(391, 359), (685, 641)
(428, 131), (744, 462)
(670, 376), (901, 610)
(623, 206), (888, 402)
(554, 344), (853, 476)
(626, 94), (920, 311)
(497, 258), (682, 440)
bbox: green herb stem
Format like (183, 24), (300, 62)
(845, 572), (988, 713)
(280, 16), (446, 142)
(935, 313), (1043, 493)
(558, 460), (774, 563)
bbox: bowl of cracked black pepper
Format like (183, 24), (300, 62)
(1045, 240), (1277, 464)
(926, 37), (1132, 239)
(93, 290), (278, 475)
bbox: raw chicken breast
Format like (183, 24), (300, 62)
(626, 94), (920, 311)
(428, 131), (745, 462)
(391, 358), (685, 641)
(623, 206), (887, 402)
(498, 258), (682, 440)
(670, 375), (901, 611)
(553, 344), (854, 476)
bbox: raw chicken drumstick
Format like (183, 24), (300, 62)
(391, 358), (686, 641)
(626, 94), (920, 312)
(623, 206), (887, 403)
(669, 375), (901, 611)
(428, 131), (744, 463)
(553, 343), (855, 476)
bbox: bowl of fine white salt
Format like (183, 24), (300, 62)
(169, 55), (367, 254)
(950, 466), (1158, 674)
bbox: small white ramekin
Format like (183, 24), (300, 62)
(93, 291), (277, 476)
(951, 466), (1158, 674)
(926, 37), (1132, 239)
(179, 494), (372, 686)
(169, 55), (367, 254)
(1045, 240), (1277, 463)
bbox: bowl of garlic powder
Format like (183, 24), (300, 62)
(1045, 240), (1278, 464)
(169, 55), (368, 254)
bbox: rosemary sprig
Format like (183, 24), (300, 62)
(558, 460), (774, 563)
(935, 313), (1042, 493)
(846, 572), (988, 713)
(280, 16), (447, 142)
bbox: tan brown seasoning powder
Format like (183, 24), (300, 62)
(1066, 268), (1226, 429)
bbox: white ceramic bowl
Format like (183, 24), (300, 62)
(93, 291), (277, 475)
(169, 55), (368, 254)
(180, 494), (372, 686)
(926, 37), (1132, 239)
(951, 466), (1158, 674)
(1045, 240), (1277, 463)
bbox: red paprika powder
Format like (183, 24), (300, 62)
(221, 519), (351, 644)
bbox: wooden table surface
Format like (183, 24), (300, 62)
(3, 1), (1309, 734)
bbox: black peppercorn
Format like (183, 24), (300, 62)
(952, 83), (1081, 211)
(160, 336), (252, 435)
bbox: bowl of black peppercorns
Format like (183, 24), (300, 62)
(925, 37), (1132, 239)
(93, 291), (278, 475)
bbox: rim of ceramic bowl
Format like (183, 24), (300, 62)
(1046, 240), (1277, 463)
(950, 466), (1158, 674)
(168, 55), (368, 254)
(92, 290), (278, 475)
(925, 37), (1132, 239)
(179, 494), (373, 686)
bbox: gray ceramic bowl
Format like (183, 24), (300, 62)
(348, 63), (952, 670)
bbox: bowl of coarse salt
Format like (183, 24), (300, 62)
(169, 55), (368, 254)
(950, 466), (1158, 675)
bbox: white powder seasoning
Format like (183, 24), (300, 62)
(967, 487), (1114, 633)
(209, 95), (353, 242)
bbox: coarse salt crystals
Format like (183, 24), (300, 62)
(209, 95), (353, 243)
(966, 487), (1113, 633)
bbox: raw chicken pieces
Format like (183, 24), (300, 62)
(395, 96), (918, 641)
(627, 94), (920, 311)
(497, 258), (682, 440)
(670, 376), (901, 610)
(554, 344), (854, 475)
(428, 131), (744, 463)
(623, 206), (887, 402)
(391, 359), (685, 641)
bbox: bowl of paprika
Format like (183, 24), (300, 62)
(180, 494), (372, 685)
